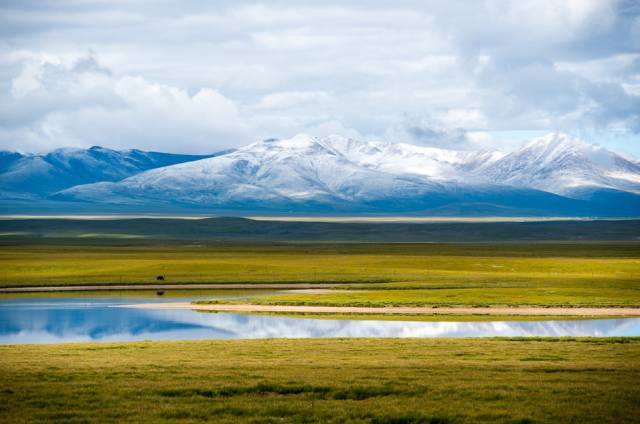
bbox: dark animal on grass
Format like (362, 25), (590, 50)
(156, 275), (165, 281)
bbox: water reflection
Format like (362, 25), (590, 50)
(0, 296), (638, 344)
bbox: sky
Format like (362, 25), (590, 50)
(0, 0), (639, 155)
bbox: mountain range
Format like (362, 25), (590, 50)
(2, 133), (639, 216)
(0, 147), (225, 200)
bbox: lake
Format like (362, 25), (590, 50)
(1, 291), (639, 344)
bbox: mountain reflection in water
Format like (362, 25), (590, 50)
(1, 296), (638, 344)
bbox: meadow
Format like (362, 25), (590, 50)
(2, 243), (639, 307)
(221, 285), (640, 308)
(1, 338), (638, 423)
(1, 221), (640, 423)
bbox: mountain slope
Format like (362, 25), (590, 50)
(482, 133), (640, 197)
(0, 146), (229, 199)
(7, 133), (639, 216)
(56, 134), (608, 216)
(58, 135), (447, 211)
(319, 135), (504, 181)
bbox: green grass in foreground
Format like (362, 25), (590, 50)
(1, 338), (639, 423)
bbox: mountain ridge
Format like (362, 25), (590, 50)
(482, 133), (640, 197)
(3, 133), (639, 217)
(0, 146), (231, 199)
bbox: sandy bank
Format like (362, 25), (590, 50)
(125, 302), (640, 316)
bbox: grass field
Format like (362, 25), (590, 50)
(1, 338), (639, 423)
(201, 311), (632, 321)
(3, 243), (639, 307)
(2, 223), (639, 423)
(222, 286), (640, 307)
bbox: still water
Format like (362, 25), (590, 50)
(1, 292), (639, 344)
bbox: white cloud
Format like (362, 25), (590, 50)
(255, 91), (331, 109)
(433, 0), (618, 55)
(0, 55), (250, 153)
(384, 116), (476, 150)
(305, 119), (363, 140)
(0, 1), (639, 155)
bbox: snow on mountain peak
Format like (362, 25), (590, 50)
(483, 132), (639, 195)
(23, 132), (638, 216)
(523, 132), (582, 150)
(522, 133), (608, 161)
(265, 133), (318, 149)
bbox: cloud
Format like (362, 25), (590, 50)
(255, 91), (331, 109)
(305, 119), (363, 140)
(435, 0), (619, 56)
(384, 116), (476, 150)
(474, 56), (640, 132)
(0, 54), (250, 153)
(0, 1), (639, 154)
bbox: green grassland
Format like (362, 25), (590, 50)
(2, 221), (639, 423)
(1, 338), (639, 423)
(0, 289), (276, 300)
(219, 285), (640, 308)
(202, 311), (631, 322)
(4, 243), (638, 307)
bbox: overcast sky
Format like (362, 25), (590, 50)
(1, 0), (639, 155)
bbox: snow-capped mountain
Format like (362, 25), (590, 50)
(481, 133), (640, 197)
(3, 133), (638, 216)
(52, 133), (640, 216)
(58, 135), (447, 210)
(0, 146), (226, 199)
(320, 135), (504, 181)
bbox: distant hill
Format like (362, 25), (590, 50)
(0, 146), (230, 199)
(1, 217), (638, 243)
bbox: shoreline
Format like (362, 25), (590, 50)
(125, 302), (640, 316)
(0, 283), (340, 293)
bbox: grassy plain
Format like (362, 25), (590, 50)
(226, 286), (640, 308)
(202, 310), (627, 321)
(2, 223), (639, 423)
(1, 338), (639, 423)
(3, 243), (638, 306)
